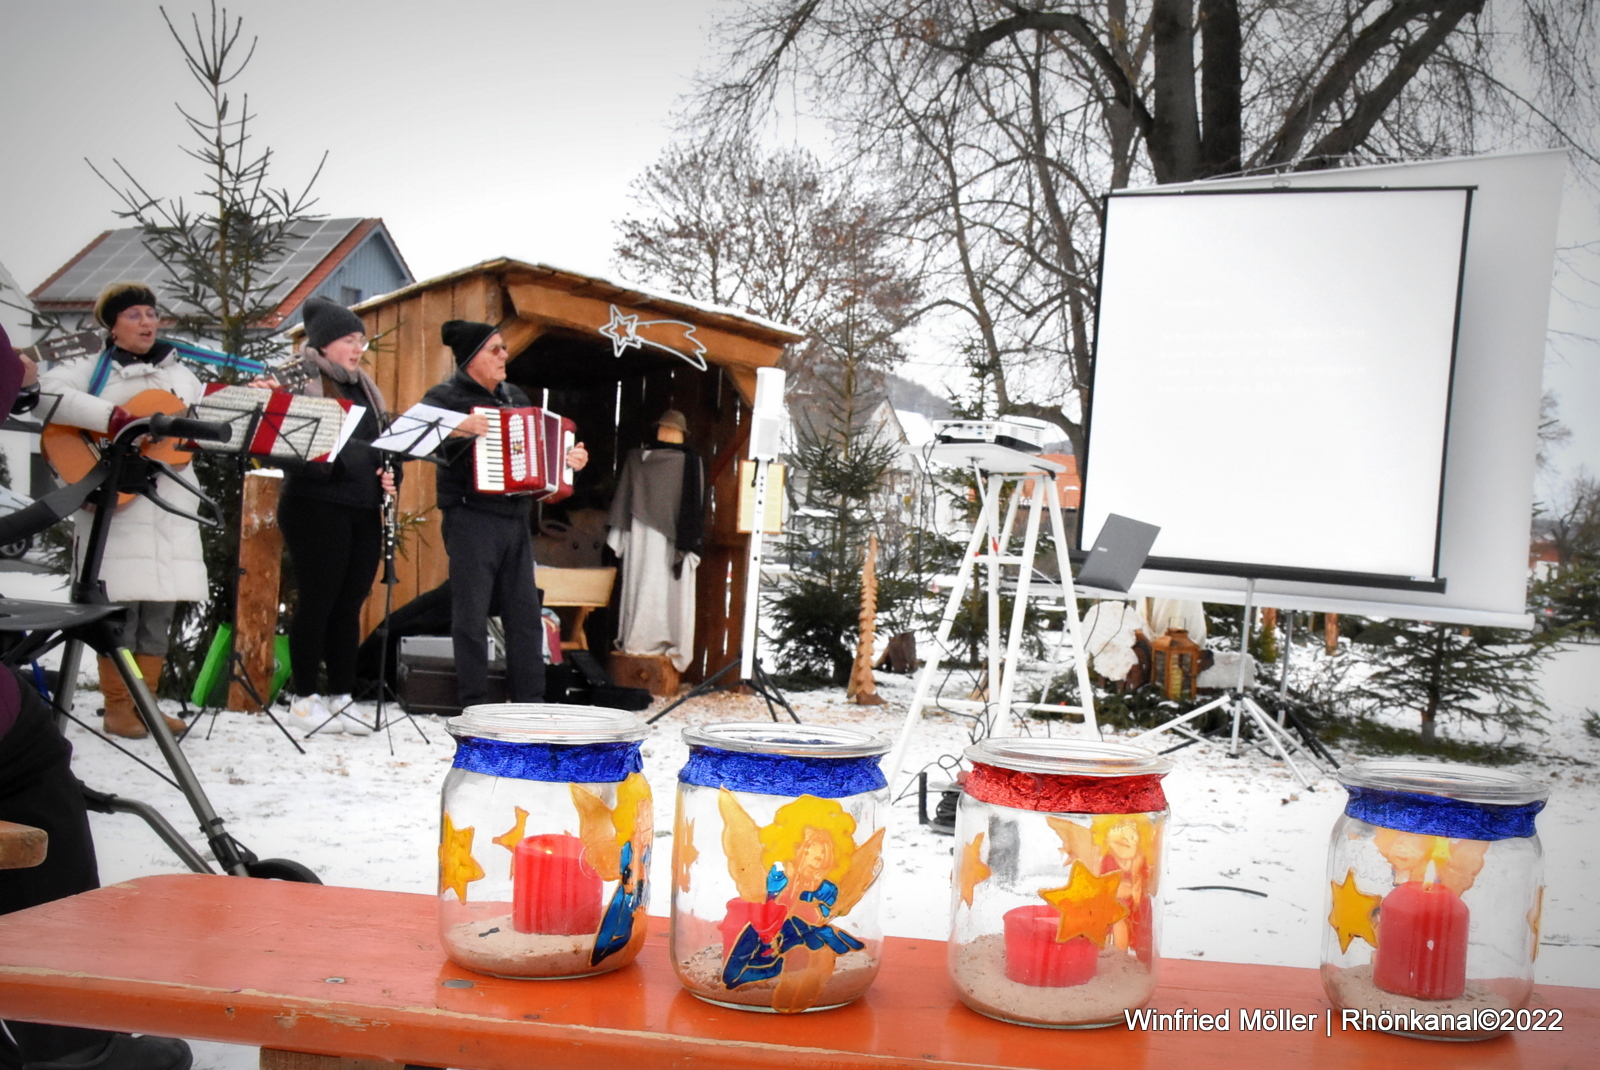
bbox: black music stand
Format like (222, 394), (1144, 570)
(362, 406), (464, 743)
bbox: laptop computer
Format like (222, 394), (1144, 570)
(1075, 514), (1160, 593)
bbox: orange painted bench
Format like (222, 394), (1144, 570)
(0, 873), (1593, 1070)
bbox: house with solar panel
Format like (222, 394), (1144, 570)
(10, 219), (411, 501)
(27, 217), (412, 340)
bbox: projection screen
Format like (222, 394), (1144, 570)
(1079, 151), (1567, 627)
(1083, 186), (1470, 585)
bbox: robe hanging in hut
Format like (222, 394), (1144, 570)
(606, 446), (705, 672)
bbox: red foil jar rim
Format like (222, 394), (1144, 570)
(964, 762), (1169, 814)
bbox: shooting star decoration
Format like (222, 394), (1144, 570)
(599, 304), (709, 371)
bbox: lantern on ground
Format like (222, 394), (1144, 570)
(1149, 628), (1201, 700)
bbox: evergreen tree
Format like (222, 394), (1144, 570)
(772, 330), (904, 684)
(1531, 563), (1600, 638)
(1342, 619), (1549, 745)
(88, 3), (325, 694)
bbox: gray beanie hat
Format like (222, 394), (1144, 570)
(302, 296), (366, 350)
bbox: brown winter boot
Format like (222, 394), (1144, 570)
(99, 655), (146, 738)
(133, 654), (188, 735)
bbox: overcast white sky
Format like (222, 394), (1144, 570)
(1, 0), (1594, 491)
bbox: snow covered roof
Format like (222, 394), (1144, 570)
(893, 409), (937, 449)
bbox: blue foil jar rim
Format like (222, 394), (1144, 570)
(1336, 758), (1547, 805)
(452, 736), (644, 784)
(1342, 785), (1545, 841)
(679, 744), (887, 798)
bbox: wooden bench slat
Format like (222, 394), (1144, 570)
(0, 874), (1593, 1070)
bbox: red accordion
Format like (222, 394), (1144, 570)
(472, 406), (576, 502)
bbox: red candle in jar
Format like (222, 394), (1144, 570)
(1003, 905), (1099, 987)
(512, 833), (603, 935)
(719, 897), (787, 956)
(1372, 880), (1469, 1000)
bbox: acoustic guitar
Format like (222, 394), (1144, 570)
(39, 351), (314, 505)
(41, 388), (194, 505)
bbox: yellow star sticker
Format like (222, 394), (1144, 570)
(438, 812), (485, 903)
(1327, 868), (1382, 953)
(491, 806), (530, 876)
(1039, 860), (1128, 948)
(673, 806), (699, 894)
(957, 831), (991, 908)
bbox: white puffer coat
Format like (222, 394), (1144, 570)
(39, 346), (209, 602)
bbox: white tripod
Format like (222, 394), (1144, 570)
(884, 451), (1097, 796)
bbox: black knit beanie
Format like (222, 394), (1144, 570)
(441, 320), (496, 368)
(302, 296), (367, 350)
(93, 282), (158, 330)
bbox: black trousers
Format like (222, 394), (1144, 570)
(0, 670), (108, 1066)
(281, 497), (382, 696)
(440, 506), (544, 705)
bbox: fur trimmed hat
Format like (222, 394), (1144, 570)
(302, 296), (367, 350)
(441, 320), (497, 368)
(93, 282), (158, 330)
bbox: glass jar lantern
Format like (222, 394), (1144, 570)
(1321, 760), (1548, 1039)
(438, 704), (652, 979)
(670, 722), (890, 1013)
(948, 738), (1172, 1028)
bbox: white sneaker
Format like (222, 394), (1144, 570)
(288, 693), (332, 734)
(328, 694), (372, 736)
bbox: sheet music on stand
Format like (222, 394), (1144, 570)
(371, 403), (470, 459)
(190, 386), (361, 464)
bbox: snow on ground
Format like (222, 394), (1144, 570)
(36, 628), (1600, 1069)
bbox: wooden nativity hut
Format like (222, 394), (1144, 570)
(327, 259), (803, 689)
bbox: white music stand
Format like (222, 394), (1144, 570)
(882, 445), (1097, 796)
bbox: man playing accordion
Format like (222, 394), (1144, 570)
(423, 321), (588, 707)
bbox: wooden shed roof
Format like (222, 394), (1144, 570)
(351, 257), (805, 347)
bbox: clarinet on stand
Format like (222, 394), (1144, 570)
(372, 452), (422, 742)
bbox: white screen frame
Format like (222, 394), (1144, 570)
(1083, 151), (1567, 627)
(1082, 186), (1471, 585)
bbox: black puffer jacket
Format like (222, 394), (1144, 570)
(420, 369), (534, 518)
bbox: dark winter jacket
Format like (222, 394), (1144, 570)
(421, 369), (534, 518)
(281, 375), (393, 511)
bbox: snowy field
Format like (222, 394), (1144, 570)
(9, 551), (1595, 1069)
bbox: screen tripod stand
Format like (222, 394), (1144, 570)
(1128, 578), (1333, 788)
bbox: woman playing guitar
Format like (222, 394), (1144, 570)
(37, 282), (202, 739)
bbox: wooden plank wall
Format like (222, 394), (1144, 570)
(346, 269), (768, 682)
(690, 372), (750, 683)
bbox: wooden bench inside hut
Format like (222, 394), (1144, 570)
(329, 259), (803, 698)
